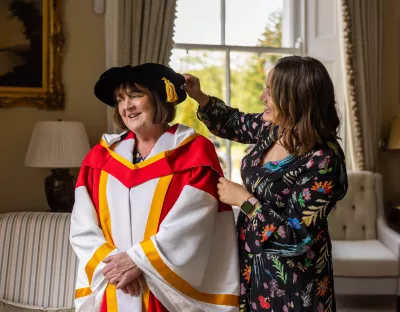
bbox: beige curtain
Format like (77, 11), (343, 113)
(107, 0), (177, 67)
(105, 0), (177, 132)
(339, 0), (383, 171)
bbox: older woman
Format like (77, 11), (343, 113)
(70, 63), (239, 312)
(184, 56), (348, 311)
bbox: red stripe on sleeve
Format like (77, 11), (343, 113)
(122, 131), (135, 141)
(218, 202), (232, 212)
(148, 292), (168, 312)
(75, 166), (88, 189)
(159, 170), (190, 227)
(82, 144), (109, 169)
(166, 123), (179, 134)
(74, 165), (101, 214)
(187, 166), (232, 212)
(159, 167), (232, 228)
(100, 292), (107, 312)
(187, 167), (218, 200)
(101, 137), (224, 189)
(91, 169), (101, 214)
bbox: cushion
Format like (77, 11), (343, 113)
(332, 240), (399, 277)
(0, 300), (74, 312)
(328, 172), (377, 240)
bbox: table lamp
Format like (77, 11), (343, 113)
(25, 121), (91, 212)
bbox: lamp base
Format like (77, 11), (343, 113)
(45, 168), (76, 212)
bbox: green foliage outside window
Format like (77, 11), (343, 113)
(174, 11), (283, 140)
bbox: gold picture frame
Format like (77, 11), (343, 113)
(0, 0), (64, 109)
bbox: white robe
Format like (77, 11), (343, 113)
(70, 124), (240, 312)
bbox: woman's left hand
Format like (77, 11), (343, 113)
(217, 177), (252, 207)
(120, 274), (146, 296)
(102, 252), (142, 289)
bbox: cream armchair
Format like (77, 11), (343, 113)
(328, 171), (400, 296)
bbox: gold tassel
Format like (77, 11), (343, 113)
(162, 77), (178, 103)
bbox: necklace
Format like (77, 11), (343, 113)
(133, 147), (148, 164)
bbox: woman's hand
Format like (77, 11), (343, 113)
(217, 177), (252, 207)
(182, 73), (209, 107)
(120, 274), (146, 297)
(102, 252), (142, 289)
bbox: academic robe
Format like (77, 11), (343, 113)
(70, 124), (240, 312)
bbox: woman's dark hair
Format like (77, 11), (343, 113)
(271, 55), (341, 155)
(112, 82), (176, 130)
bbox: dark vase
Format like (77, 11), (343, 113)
(44, 168), (76, 212)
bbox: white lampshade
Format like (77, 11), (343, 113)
(25, 121), (91, 168)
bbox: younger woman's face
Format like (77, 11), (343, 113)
(259, 69), (278, 123)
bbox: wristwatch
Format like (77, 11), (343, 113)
(240, 196), (259, 214)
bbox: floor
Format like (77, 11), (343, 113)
(336, 296), (397, 312)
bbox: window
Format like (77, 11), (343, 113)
(170, 0), (304, 183)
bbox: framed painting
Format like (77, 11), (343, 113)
(0, 0), (64, 109)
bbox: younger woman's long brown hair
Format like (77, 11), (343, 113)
(270, 56), (341, 156)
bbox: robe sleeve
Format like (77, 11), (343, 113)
(69, 165), (120, 309)
(244, 148), (348, 257)
(197, 96), (268, 144)
(127, 166), (240, 312)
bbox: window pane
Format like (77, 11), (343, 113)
(229, 52), (291, 185)
(173, 0), (221, 45)
(230, 52), (292, 113)
(169, 49), (229, 177)
(170, 49), (226, 101)
(226, 0), (295, 48)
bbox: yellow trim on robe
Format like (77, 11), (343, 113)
(99, 171), (114, 243)
(141, 239), (240, 308)
(75, 287), (92, 299)
(99, 170), (118, 311)
(100, 133), (199, 170)
(142, 288), (150, 312)
(177, 133), (200, 149)
(85, 242), (115, 285)
(106, 284), (118, 312)
(144, 175), (174, 239)
(142, 174), (174, 311)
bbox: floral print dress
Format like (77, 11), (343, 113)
(197, 97), (348, 312)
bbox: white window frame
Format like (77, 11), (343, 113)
(172, 0), (305, 180)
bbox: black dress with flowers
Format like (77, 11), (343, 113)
(197, 97), (348, 312)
